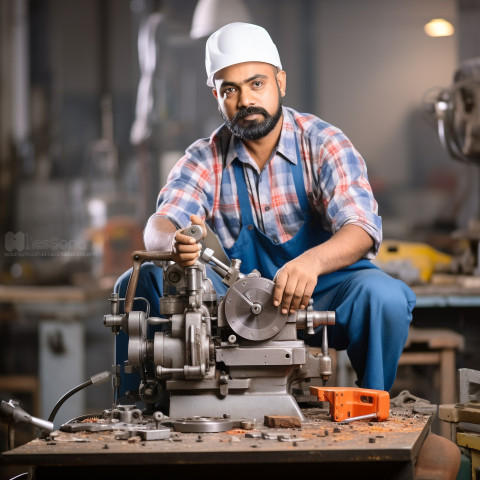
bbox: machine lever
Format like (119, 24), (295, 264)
(202, 248), (230, 275)
(124, 226), (204, 314)
(201, 248), (245, 285)
(230, 284), (262, 314)
(124, 250), (173, 314)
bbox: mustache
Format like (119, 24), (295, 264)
(232, 106), (269, 123)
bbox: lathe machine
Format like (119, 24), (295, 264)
(102, 225), (335, 430)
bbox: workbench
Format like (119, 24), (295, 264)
(1, 405), (433, 480)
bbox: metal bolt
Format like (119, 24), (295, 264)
(168, 271), (181, 283)
(251, 303), (262, 315)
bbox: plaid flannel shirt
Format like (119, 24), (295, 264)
(156, 107), (382, 257)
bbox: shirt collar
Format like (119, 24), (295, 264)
(222, 107), (299, 169)
(276, 107), (298, 165)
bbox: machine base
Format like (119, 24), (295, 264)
(168, 393), (305, 423)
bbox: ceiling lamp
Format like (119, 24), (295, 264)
(424, 18), (455, 37)
(190, 0), (251, 39)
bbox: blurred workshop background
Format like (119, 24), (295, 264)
(1, 0), (480, 451)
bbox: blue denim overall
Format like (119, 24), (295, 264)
(223, 140), (416, 391)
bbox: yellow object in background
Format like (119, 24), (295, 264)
(375, 240), (453, 284)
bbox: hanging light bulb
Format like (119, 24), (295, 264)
(190, 0), (251, 39)
(424, 18), (455, 37)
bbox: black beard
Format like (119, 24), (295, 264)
(221, 98), (283, 141)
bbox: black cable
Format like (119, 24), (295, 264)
(47, 379), (93, 423)
(47, 371), (111, 423)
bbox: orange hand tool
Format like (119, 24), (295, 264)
(310, 386), (390, 422)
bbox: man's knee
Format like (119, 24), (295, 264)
(350, 269), (416, 315)
(114, 268), (133, 296)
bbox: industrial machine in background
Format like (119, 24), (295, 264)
(373, 58), (480, 287)
(430, 57), (480, 277)
(433, 57), (480, 165)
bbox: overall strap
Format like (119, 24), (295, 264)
(233, 160), (256, 226)
(232, 132), (312, 227)
(291, 133), (311, 214)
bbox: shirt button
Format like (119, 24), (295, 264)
(265, 205), (271, 211)
(247, 224), (254, 230)
(273, 239), (279, 244)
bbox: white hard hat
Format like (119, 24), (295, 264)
(205, 22), (282, 87)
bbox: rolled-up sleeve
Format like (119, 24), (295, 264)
(155, 141), (215, 228)
(317, 132), (382, 258)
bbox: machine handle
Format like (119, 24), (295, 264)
(124, 250), (173, 314)
(124, 225), (204, 314)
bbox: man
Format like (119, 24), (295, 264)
(116, 22), (416, 394)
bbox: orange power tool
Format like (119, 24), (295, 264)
(310, 386), (390, 423)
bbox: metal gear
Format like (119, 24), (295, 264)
(223, 277), (287, 341)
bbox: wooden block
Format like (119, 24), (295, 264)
(439, 404), (480, 424)
(455, 405), (480, 424)
(438, 404), (460, 423)
(457, 432), (480, 451)
(264, 415), (301, 428)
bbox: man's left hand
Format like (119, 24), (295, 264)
(271, 224), (374, 314)
(272, 255), (318, 314)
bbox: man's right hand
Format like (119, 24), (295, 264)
(144, 213), (207, 267)
(171, 215), (206, 266)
